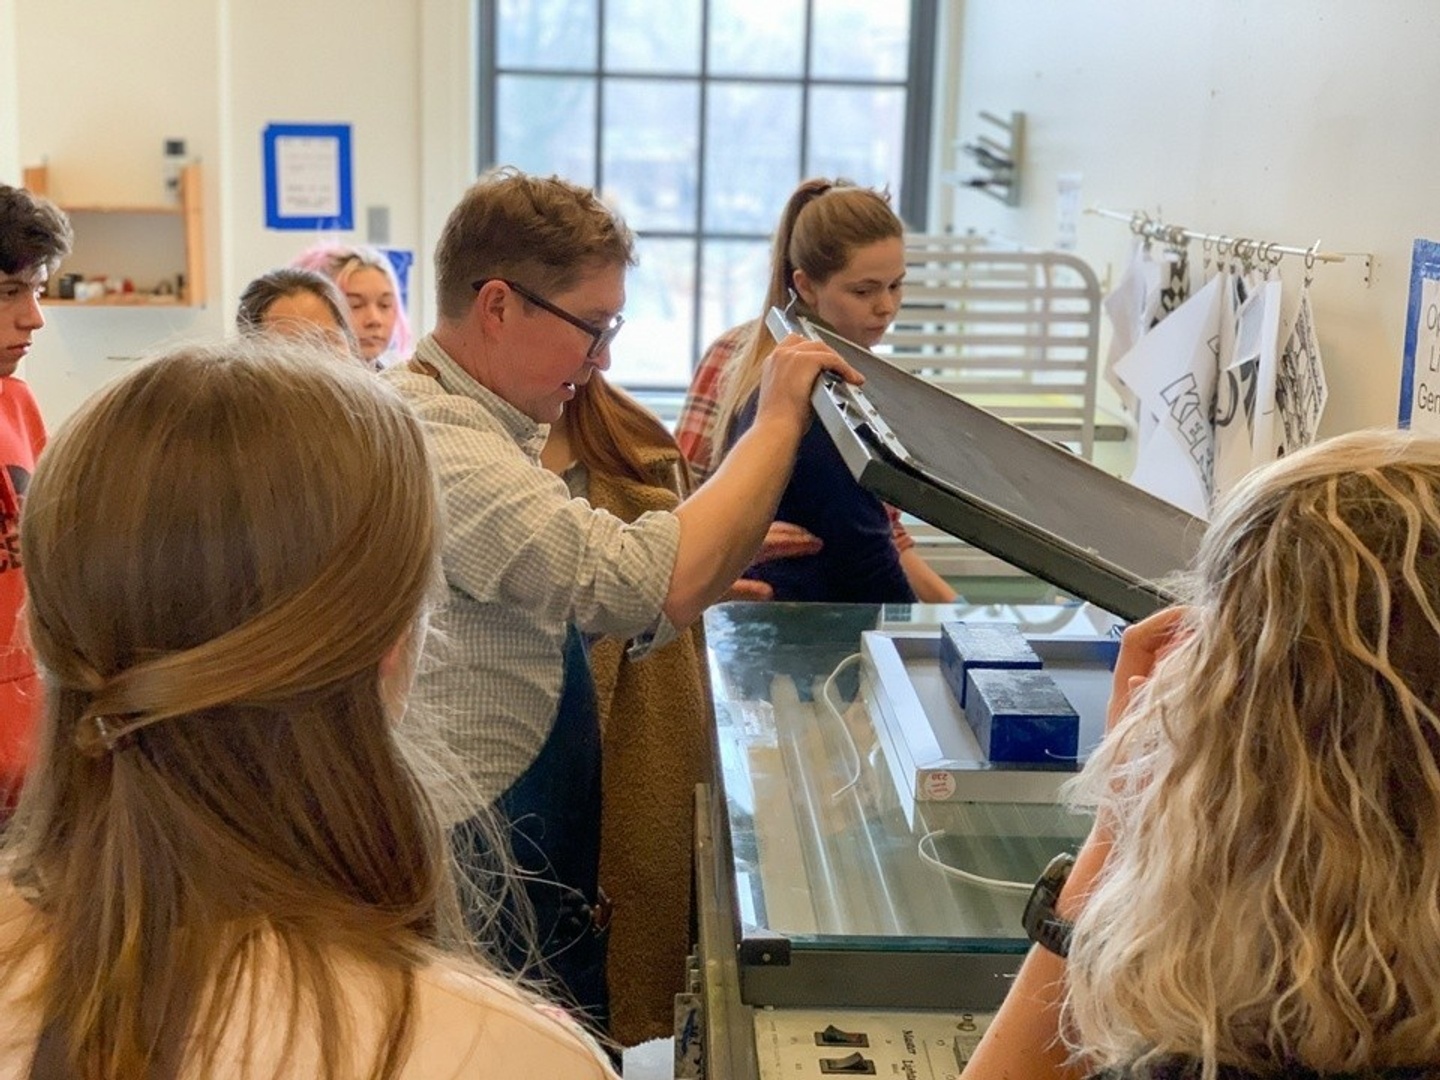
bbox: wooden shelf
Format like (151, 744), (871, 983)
(54, 203), (183, 215)
(23, 162), (206, 307)
(41, 295), (183, 308)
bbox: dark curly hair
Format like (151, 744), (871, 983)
(0, 184), (73, 276)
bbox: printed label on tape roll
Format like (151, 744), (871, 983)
(921, 770), (957, 800)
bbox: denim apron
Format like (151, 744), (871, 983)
(488, 623), (610, 1030)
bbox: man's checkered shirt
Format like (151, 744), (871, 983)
(385, 335), (680, 814)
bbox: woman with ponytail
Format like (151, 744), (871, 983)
(677, 177), (953, 603)
(0, 338), (618, 1078)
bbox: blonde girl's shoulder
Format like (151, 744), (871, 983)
(0, 886), (47, 1074)
(410, 961), (620, 1079)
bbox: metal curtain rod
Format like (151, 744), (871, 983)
(1087, 207), (1373, 281)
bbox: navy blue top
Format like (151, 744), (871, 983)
(727, 393), (916, 604)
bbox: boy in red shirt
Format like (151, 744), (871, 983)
(0, 185), (71, 813)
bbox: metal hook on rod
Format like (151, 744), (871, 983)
(1084, 207), (1375, 288)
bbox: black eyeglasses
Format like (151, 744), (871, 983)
(472, 278), (624, 359)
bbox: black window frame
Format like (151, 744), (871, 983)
(477, 0), (938, 390)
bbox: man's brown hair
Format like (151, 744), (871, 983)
(433, 166), (635, 321)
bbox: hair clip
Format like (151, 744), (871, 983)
(95, 716), (122, 750)
(74, 715), (114, 758)
(76, 714), (144, 758)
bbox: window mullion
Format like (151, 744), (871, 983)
(799, 0), (814, 180)
(901, 0), (937, 228)
(692, 0), (713, 371)
(594, 0), (606, 192)
(477, 0), (498, 166)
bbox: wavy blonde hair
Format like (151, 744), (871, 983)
(1065, 429), (1440, 1077)
(2, 339), (483, 1079)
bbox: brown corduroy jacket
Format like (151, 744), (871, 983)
(584, 443), (714, 1048)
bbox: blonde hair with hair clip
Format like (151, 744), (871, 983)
(2, 338), (514, 1079)
(1065, 429), (1440, 1078)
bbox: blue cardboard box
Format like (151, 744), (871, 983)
(964, 667), (1080, 765)
(939, 621), (1042, 708)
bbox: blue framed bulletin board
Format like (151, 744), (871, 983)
(1399, 238), (1440, 434)
(262, 123), (353, 231)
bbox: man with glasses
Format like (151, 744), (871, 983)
(386, 166), (859, 1035)
(0, 185), (71, 820)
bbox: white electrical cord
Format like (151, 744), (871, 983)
(819, 650), (1040, 892)
(820, 653), (864, 800)
(917, 829), (1032, 893)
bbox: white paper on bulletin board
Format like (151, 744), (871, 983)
(276, 137), (341, 217)
(262, 122), (353, 231)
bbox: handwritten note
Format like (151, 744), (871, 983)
(275, 136), (341, 217)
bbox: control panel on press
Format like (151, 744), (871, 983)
(753, 1008), (993, 1080)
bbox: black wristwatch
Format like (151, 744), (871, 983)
(1022, 852), (1077, 959)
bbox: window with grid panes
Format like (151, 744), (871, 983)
(479, 0), (937, 389)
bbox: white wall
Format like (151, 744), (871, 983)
(13, 0), (1435, 440)
(0, 0), (19, 184)
(2, 0), (475, 428)
(944, 0), (1440, 438)
(224, 0), (423, 308)
(9, 0), (225, 422)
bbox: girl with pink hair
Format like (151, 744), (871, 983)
(292, 243), (412, 367)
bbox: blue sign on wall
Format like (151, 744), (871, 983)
(380, 247), (414, 309)
(1399, 239), (1440, 431)
(263, 123), (353, 231)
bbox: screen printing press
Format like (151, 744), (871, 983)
(683, 312), (1205, 1080)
